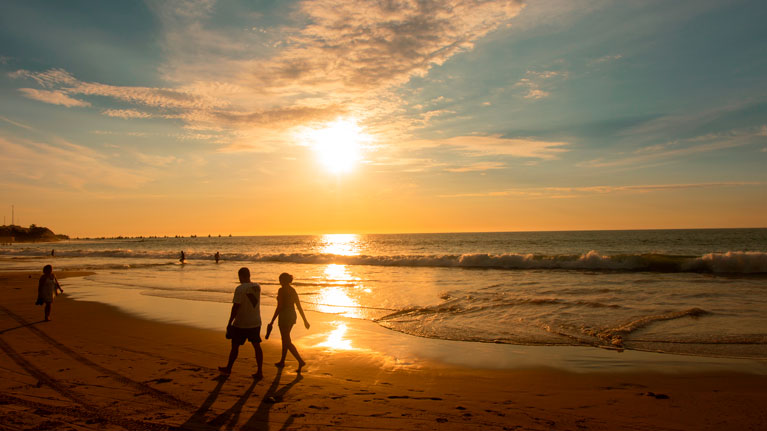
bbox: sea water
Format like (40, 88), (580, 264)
(1, 229), (766, 361)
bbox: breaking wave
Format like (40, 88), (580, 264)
(3, 248), (766, 273)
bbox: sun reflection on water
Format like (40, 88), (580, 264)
(317, 322), (354, 350)
(312, 264), (365, 318)
(319, 234), (360, 256)
(324, 263), (353, 281)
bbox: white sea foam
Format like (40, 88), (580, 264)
(4, 248), (765, 273)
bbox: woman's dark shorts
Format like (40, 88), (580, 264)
(227, 326), (261, 345)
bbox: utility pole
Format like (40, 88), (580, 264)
(11, 205), (14, 226)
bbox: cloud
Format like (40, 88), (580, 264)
(591, 54), (623, 64)
(581, 125), (767, 168)
(514, 70), (567, 100)
(0, 115), (33, 130)
(10, 68), (78, 87)
(441, 182), (763, 198)
(446, 161), (506, 172)
(9, 1), (526, 155)
(134, 153), (180, 167)
(257, 0), (524, 93)
(102, 109), (153, 119)
(514, 70), (566, 100)
(18, 88), (90, 107)
(411, 134), (569, 159)
(0, 136), (150, 190)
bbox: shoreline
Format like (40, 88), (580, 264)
(58, 269), (767, 374)
(2, 270), (766, 430)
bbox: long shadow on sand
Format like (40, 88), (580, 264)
(240, 368), (303, 431)
(176, 369), (302, 430)
(176, 375), (229, 430)
(0, 319), (45, 335)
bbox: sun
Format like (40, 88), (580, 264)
(299, 118), (371, 174)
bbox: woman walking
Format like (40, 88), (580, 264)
(267, 273), (310, 371)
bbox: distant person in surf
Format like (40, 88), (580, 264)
(267, 272), (309, 371)
(36, 264), (63, 321)
(219, 267), (264, 378)
(51, 249), (55, 257)
(179, 250), (185, 263)
(215, 251), (220, 263)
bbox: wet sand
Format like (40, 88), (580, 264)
(1, 271), (766, 430)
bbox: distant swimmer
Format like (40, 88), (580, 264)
(215, 251), (220, 263)
(180, 250), (186, 263)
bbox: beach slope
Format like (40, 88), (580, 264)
(1, 271), (765, 430)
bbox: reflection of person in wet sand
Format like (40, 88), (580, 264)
(219, 267), (263, 378)
(37, 264), (63, 321)
(267, 273), (309, 371)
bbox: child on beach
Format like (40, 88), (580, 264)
(219, 267), (264, 378)
(37, 264), (63, 321)
(267, 273), (310, 371)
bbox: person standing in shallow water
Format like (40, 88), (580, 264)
(267, 272), (310, 371)
(37, 265), (63, 321)
(219, 267), (263, 378)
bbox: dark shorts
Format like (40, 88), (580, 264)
(278, 311), (297, 327)
(227, 326), (261, 345)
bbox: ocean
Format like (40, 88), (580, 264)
(1, 229), (766, 360)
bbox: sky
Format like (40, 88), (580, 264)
(0, 0), (765, 237)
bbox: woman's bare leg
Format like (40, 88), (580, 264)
(275, 324), (293, 366)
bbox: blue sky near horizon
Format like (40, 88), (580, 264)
(0, 0), (765, 236)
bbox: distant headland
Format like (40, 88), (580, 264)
(0, 225), (69, 243)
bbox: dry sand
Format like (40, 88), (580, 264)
(1, 271), (766, 430)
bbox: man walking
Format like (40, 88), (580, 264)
(219, 267), (263, 378)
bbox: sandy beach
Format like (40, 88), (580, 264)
(1, 271), (766, 431)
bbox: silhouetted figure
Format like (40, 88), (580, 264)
(215, 251), (220, 263)
(51, 249), (54, 257)
(267, 273), (309, 371)
(37, 264), (63, 321)
(179, 250), (185, 263)
(219, 267), (263, 378)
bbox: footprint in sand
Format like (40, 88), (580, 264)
(641, 392), (670, 399)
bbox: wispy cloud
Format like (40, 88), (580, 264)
(441, 182), (763, 198)
(8, 0), (526, 155)
(581, 125), (767, 168)
(0, 136), (150, 190)
(445, 161), (506, 172)
(411, 134), (569, 159)
(102, 109), (153, 119)
(514, 70), (566, 100)
(591, 53), (623, 64)
(18, 88), (90, 107)
(0, 115), (33, 130)
(257, 0), (525, 93)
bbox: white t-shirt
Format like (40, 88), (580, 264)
(232, 282), (262, 328)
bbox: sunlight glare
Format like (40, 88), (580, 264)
(315, 285), (362, 318)
(300, 118), (371, 174)
(320, 234), (360, 256)
(317, 322), (354, 350)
